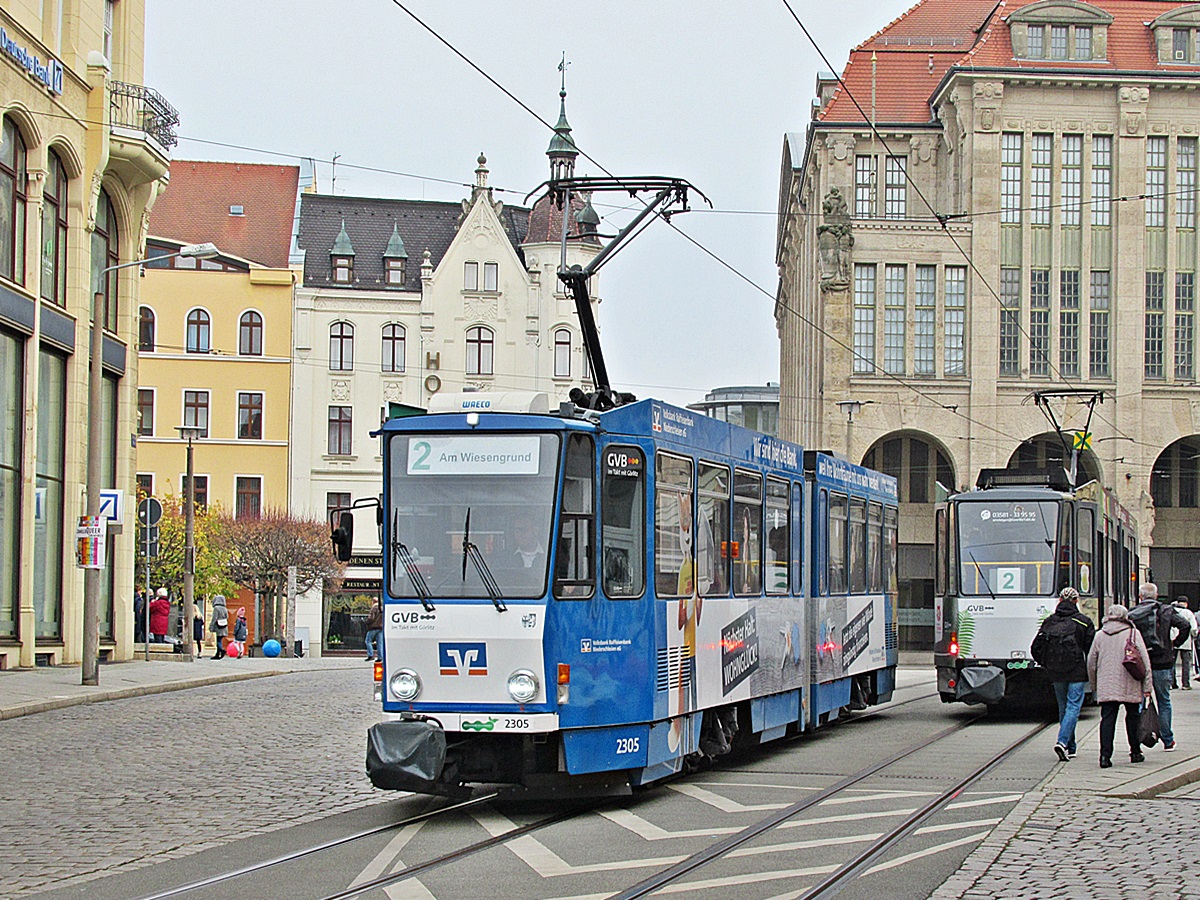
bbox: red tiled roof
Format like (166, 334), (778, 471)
(149, 161), (300, 268)
(820, 0), (1200, 125)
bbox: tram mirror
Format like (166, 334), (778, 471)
(332, 511), (354, 562)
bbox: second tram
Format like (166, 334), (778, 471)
(934, 467), (1139, 704)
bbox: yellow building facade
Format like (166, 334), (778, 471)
(136, 258), (294, 520)
(0, 0), (173, 668)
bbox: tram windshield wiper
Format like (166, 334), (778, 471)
(967, 551), (996, 601)
(462, 508), (506, 612)
(393, 509), (434, 612)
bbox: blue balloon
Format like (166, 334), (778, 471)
(263, 639), (282, 658)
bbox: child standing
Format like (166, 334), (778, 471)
(233, 607), (248, 658)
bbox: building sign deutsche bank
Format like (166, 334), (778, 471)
(1, 27), (64, 95)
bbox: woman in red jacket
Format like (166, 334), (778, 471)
(149, 588), (171, 643)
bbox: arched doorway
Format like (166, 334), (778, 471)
(861, 431), (958, 652)
(1006, 432), (1102, 487)
(1150, 437), (1200, 608)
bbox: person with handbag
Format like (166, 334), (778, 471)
(1129, 582), (1193, 751)
(209, 594), (229, 660)
(1087, 604), (1154, 767)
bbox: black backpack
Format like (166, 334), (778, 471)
(1031, 616), (1084, 674)
(1129, 604), (1165, 654)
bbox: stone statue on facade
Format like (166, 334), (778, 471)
(818, 187), (853, 292)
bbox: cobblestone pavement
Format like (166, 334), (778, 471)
(0, 667), (381, 897)
(932, 686), (1200, 900)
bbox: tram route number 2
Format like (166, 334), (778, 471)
(616, 736), (641, 754)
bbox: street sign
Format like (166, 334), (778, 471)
(99, 489), (124, 524)
(1072, 431), (1092, 451)
(137, 496), (163, 527)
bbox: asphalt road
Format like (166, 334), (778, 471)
(9, 669), (1060, 900)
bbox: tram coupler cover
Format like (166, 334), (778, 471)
(366, 720), (446, 791)
(955, 665), (1006, 705)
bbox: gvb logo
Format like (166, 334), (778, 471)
(439, 642), (488, 676)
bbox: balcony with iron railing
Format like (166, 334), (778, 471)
(108, 81), (179, 184)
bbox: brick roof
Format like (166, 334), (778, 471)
(149, 161), (299, 268)
(296, 193), (530, 290)
(819, 0), (1200, 125)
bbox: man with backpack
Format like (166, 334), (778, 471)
(1129, 582), (1193, 751)
(1032, 586), (1096, 761)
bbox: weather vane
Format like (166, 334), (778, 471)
(558, 52), (570, 93)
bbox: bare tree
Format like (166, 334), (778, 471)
(226, 510), (342, 646)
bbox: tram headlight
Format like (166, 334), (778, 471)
(507, 669), (539, 704)
(390, 668), (422, 701)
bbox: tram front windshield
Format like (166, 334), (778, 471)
(957, 499), (1060, 597)
(387, 433), (560, 599)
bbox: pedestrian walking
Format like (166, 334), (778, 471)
(232, 607), (248, 658)
(364, 599), (383, 662)
(1129, 582), (1193, 752)
(192, 604), (205, 656)
(1031, 586), (1095, 761)
(209, 594), (229, 659)
(133, 590), (146, 644)
(149, 588), (170, 643)
(1087, 604), (1153, 767)
(1174, 598), (1197, 690)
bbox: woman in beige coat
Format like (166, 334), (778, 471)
(1087, 604), (1153, 768)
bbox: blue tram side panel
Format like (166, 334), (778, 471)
(367, 394), (899, 796)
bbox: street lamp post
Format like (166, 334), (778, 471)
(82, 242), (219, 686)
(175, 425), (203, 663)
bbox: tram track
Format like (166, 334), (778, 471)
(132, 686), (952, 900)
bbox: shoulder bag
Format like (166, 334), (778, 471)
(1122, 626), (1147, 681)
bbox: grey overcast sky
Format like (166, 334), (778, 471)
(145, 1), (914, 407)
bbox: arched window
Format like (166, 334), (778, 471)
(466, 325), (494, 376)
(41, 149), (68, 306)
(554, 328), (571, 377)
(138, 306), (155, 352)
(92, 189), (119, 331)
(382, 323), (405, 373)
(239, 311), (263, 356)
(0, 116), (27, 285)
(186, 309), (211, 353)
(330, 321), (354, 371)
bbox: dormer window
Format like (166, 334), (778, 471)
(1010, 2), (1111, 62)
(1151, 6), (1200, 62)
(385, 258), (404, 285)
(332, 255), (353, 284)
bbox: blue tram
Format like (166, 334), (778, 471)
(358, 392), (899, 795)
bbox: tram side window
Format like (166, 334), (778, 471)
(849, 498), (867, 593)
(554, 433), (595, 599)
(733, 470), (763, 595)
(601, 445), (645, 598)
(766, 478), (789, 595)
(868, 502), (883, 593)
(883, 506), (898, 593)
(697, 462), (730, 597)
(792, 482), (804, 595)
(828, 492), (848, 595)
(935, 507), (947, 597)
(655, 453), (694, 598)
(1077, 508), (1094, 596)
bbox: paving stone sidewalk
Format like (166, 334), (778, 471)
(931, 685), (1200, 900)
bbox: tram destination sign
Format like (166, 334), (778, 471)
(407, 435), (540, 476)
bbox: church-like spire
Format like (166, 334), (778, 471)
(331, 219), (355, 256)
(547, 55), (578, 181)
(383, 222), (407, 259)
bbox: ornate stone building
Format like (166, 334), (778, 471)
(777, 0), (1200, 647)
(289, 96), (602, 654)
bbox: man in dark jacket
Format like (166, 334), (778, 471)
(1129, 582), (1193, 751)
(1033, 586), (1095, 761)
